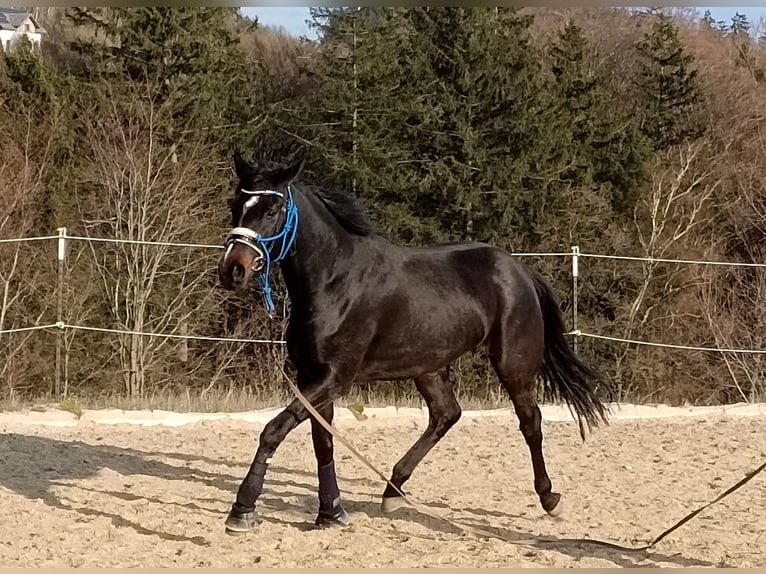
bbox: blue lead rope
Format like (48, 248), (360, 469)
(225, 186), (299, 318)
(254, 186), (299, 317)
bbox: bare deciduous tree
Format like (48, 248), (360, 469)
(627, 141), (719, 339)
(79, 84), (227, 398)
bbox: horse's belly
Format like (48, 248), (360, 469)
(358, 308), (487, 380)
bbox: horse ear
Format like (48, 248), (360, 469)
(277, 159), (305, 186)
(233, 151), (254, 181)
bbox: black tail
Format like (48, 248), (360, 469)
(527, 267), (609, 440)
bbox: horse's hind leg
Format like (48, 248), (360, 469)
(490, 346), (562, 517)
(311, 401), (351, 528)
(381, 368), (460, 514)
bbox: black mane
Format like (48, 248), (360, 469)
(311, 186), (375, 237)
(257, 160), (375, 237)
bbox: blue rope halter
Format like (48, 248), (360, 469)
(224, 185), (299, 317)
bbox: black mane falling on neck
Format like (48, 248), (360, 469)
(312, 186), (375, 237)
(255, 158), (374, 237)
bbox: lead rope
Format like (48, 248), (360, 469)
(257, 190), (298, 318)
(274, 359), (766, 553)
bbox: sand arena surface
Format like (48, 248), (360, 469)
(0, 404), (765, 567)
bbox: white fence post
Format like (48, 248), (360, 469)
(55, 227), (66, 397)
(571, 245), (580, 354)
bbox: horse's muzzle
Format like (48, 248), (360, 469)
(219, 241), (264, 291)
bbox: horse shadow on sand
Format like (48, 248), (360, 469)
(0, 432), (713, 567)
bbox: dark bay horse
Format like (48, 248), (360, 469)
(217, 154), (608, 534)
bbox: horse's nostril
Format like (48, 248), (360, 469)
(232, 262), (245, 283)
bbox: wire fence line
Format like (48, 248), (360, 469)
(0, 234), (60, 245)
(3, 230), (766, 361)
(65, 235), (227, 250)
(7, 231), (766, 266)
(0, 324), (62, 335)
(579, 251), (766, 269)
(2, 322), (765, 355)
(574, 332), (766, 355)
(62, 323), (287, 345)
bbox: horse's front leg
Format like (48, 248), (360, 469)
(224, 374), (341, 534)
(311, 402), (350, 528)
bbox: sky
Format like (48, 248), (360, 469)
(241, 7), (315, 38)
(241, 6), (766, 39)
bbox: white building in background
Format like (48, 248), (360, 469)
(0, 8), (46, 53)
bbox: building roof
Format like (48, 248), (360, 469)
(0, 8), (46, 34)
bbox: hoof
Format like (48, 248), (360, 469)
(225, 507), (260, 535)
(315, 505), (351, 528)
(381, 496), (410, 515)
(542, 492), (563, 517)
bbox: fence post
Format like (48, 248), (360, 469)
(571, 245), (580, 354)
(55, 226), (66, 398)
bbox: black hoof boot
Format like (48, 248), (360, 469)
(315, 503), (351, 528)
(225, 505), (260, 535)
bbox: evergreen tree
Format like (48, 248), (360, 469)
(66, 8), (252, 141)
(730, 12), (750, 38)
(549, 21), (648, 212)
(302, 8), (439, 241)
(0, 37), (81, 230)
(636, 13), (705, 150)
(701, 9), (715, 29)
(306, 7), (568, 248)
(724, 12), (761, 79)
(404, 7), (559, 246)
(2, 36), (59, 111)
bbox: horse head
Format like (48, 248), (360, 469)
(218, 153), (304, 294)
